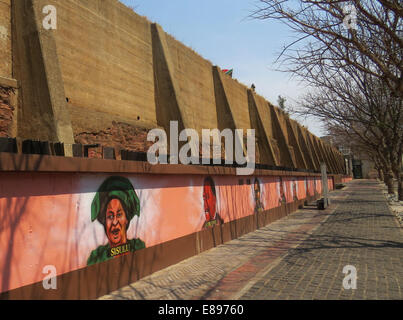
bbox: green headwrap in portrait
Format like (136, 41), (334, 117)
(91, 176), (140, 226)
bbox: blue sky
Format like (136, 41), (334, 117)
(121, 0), (324, 136)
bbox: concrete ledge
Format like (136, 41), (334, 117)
(0, 152), (346, 177)
(0, 76), (18, 88)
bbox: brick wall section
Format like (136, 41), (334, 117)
(0, 0), (11, 78)
(74, 121), (154, 154)
(0, 87), (14, 137)
(75, 121), (231, 161)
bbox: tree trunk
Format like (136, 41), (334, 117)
(380, 154), (395, 194)
(398, 152), (403, 201)
(392, 151), (402, 200)
(378, 168), (384, 182)
(392, 167), (402, 201)
(392, 170), (402, 200)
(374, 157), (385, 182)
(385, 171), (395, 194)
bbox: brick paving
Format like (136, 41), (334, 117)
(100, 180), (403, 300)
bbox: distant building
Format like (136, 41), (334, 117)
(320, 135), (377, 179)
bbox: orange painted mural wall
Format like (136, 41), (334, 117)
(0, 172), (333, 294)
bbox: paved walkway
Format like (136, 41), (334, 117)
(100, 180), (403, 300)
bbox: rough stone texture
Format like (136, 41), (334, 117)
(0, 0), (11, 78)
(215, 67), (251, 132)
(0, 87), (14, 137)
(165, 33), (218, 133)
(100, 180), (403, 300)
(51, 0), (156, 134)
(75, 120), (228, 160)
(74, 121), (154, 153)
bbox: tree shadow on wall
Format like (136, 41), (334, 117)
(0, 154), (45, 298)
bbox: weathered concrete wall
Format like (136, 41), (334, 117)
(51, 0), (156, 134)
(165, 33), (218, 132)
(12, 0), (74, 145)
(0, 0), (11, 78)
(218, 72), (251, 132)
(7, 0), (346, 172)
(247, 91), (278, 165)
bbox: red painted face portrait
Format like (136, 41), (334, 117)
(279, 177), (286, 204)
(280, 179), (284, 197)
(293, 180), (298, 200)
(203, 177), (217, 222)
(253, 178), (264, 214)
(254, 180), (261, 201)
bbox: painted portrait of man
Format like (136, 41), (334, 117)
(279, 177), (286, 206)
(253, 178), (264, 214)
(314, 177), (318, 195)
(87, 176), (145, 266)
(293, 179), (298, 201)
(305, 177), (309, 195)
(203, 177), (223, 228)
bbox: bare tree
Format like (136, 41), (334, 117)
(252, 0), (403, 198)
(252, 0), (403, 96)
(277, 95), (287, 111)
(299, 68), (403, 198)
